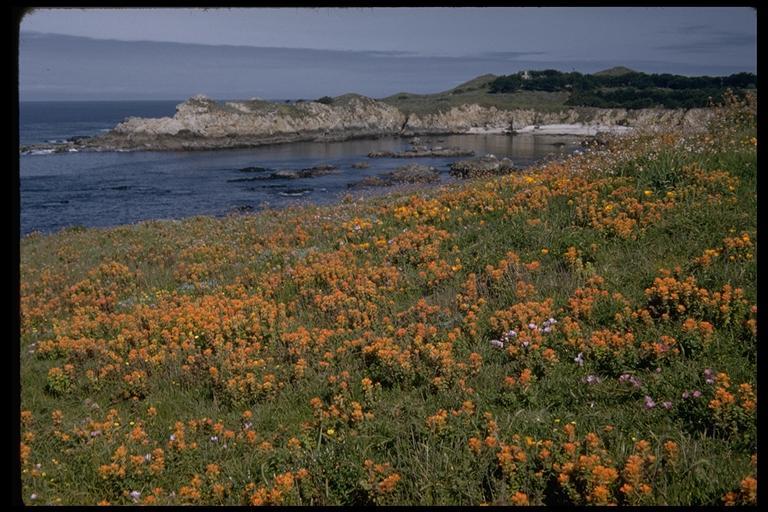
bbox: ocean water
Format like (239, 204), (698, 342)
(19, 101), (583, 236)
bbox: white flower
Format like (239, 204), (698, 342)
(489, 339), (505, 349)
(210, 436), (219, 442)
(130, 490), (141, 503)
(528, 323), (537, 330)
(30, 494), (37, 500)
(574, 352), (584, 367)
(169, 434), (176, 441)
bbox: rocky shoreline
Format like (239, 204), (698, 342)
(20, 93), (715, 154)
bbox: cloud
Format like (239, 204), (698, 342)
(473, 50), (548, 60)
(655, 27), (755, 53)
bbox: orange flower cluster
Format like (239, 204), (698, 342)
(363, 459), (401, 503)
(708, 373), (756, 436)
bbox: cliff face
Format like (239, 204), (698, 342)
(22, 94), (716, 153)
(112, 94), (407, 139)
(404, 104), (714, 132)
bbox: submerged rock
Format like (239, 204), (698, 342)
(449, 155), (516, 179)
(351, 161), (370, 169)
(368, 147), (474, 158)
(387, 164), (440, 184)
(348, 164), (439, 189)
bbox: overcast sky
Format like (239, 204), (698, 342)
(19, 7), (757, 101)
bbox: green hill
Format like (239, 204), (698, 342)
(381, 69), (756, 113)
(594, 66), (637, 76)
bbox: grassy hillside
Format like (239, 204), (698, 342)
(381, 75), (570, 115)
(594, 66), (638, 77)
(19, 93), (756, 506)
(381, 69), (757, 114)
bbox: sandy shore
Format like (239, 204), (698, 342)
(466, 124), (633, 136)
(515, 123), (634, 135)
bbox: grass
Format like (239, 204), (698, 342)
(380, 74), (571, 115)
(18, 94), (756, 505)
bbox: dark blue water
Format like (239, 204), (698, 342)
(19, 101), (181, 145)
(19, 101), (582, 236)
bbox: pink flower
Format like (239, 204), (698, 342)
(644, 396), (656, 409)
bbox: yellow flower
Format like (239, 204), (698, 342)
(326, 428), (335, 436)
(644, 190), (653, 196)
(541, 248), (549, 255)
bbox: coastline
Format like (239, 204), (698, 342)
(19, 94), (713, 155)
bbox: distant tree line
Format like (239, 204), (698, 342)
(488, 70), (757, 108)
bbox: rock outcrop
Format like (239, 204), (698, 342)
(349, 164), (440, 189)
(20, 94), (716, 154)
(449, 155), (516, 179)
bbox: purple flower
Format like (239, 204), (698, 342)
(661, 401), (673, 409)
(682, 391), (690, 399)
(130, 491), (141, 503)
(522, 340), (530, 348)
(692, 390), (702, 398)
(704, 368), (715, 384)
(583, 375), (601, 385)
(574, 352), (584, 367)
(619, 373), (642, 388)
(644, 396), (656, 409)
(528, 323), (537, 330)
(543, 326), (552, 333)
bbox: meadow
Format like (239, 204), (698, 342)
(19, 92), (756, 505)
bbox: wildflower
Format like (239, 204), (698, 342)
(489, 339), (504, 349)
(326, 428), (335, 436)
(619, 373), (641, 388)
(644, 190), (653, 196)
(30, 494), (37, 500)
(574, 352), (584, 367)
(583, 375), (601, 385)
(692, 390), (702, 398)
(210, 436), (218, 442)
(129, 491), (141, 503)
(661, 401), (673, 409)
(704, 368), (715, 385)
(644, 396), (656, 409)
(528, 323), (537, 330)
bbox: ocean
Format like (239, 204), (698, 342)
(19, 101), (582, 236)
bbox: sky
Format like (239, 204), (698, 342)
(18, 7), (757, 101)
